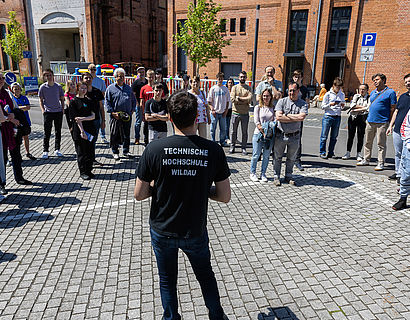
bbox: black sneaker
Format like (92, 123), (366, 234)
(392, 198), (407, 211)
(0, 185), (7, 195)
(388, 173), (397, 180)
(26, 153), (36, 160)
(80, 174), (91, 180)
(229, 147), (235, 154)
(17, 179), (33, 185)
(88, 172), (95, 178)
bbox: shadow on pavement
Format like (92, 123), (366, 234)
(7, 182), (89, 194)
(2, 193), (81, 209)
(94, 172), (135, 182)
(226, 156), (251, 163)
(21, 155), (77, 167)
(295, 175), (354, 188)
(0, 250), (17, 264)
(0, 208), (54, 229)
(258, 307), (300, 320)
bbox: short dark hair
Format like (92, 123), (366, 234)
(239, 71), (247, 77)
(360, 83), (369, 90)
(81, 72), (92, 80)
(153, 82), (164, 90)
(216, 72), (224, 79)
(333, 77), (343, 87)
(372, 73), (386, 83)
(167, 91), (198, 129)
(265, 65), (275, 73)
(404, 73), (410, 80)
(190, 76), (200, 83)
(43, 68), (53, 76)
(292, 69), (303, 77)
(155, 68), (163, 75)
(288, 81), (300, 90)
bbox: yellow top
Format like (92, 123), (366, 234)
(318, 88), (327, 101)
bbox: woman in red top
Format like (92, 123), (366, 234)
(0, 72), (32, 194)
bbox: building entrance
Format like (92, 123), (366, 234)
(323, 58), (345, 89)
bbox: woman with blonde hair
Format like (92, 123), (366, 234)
(188, 76), (210, 138)
(64, 80), (76, 130)
(250, 88), (276, 182)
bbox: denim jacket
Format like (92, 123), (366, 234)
(257, 120), (276, 147)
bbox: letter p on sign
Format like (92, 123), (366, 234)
(362, 33), (377, 47)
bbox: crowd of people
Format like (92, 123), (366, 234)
(0, 66), (409, 210)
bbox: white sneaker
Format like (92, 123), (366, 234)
(342, 151), (351, 160)
(250, 173), (259, 182)
(54, 150), (63, 157)
(356, 152), (363, 161)
(374, 163), (384, 171)
(42, 152), (49, 159)
(357, 160), (369, 166)
(113, 154), (120, 161)
(261, 174), (268, 183)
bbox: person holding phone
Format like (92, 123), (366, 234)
(319, 77), (345, 159)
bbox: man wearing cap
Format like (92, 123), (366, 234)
(131, 66), (147, 145)
(155, 68), (169, 99)
(89, 63), (108, 143)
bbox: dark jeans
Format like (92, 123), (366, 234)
(143, 121), (149, 145)
(134, 106), (142, 141)
(347, 114), (367, 153)
(150, 228), (225, 320)
(295, 122), (303, 162)
(43, 112), (63, 152)
(320, 115), (341, 156)
(74, 138), (93, 175)
(111, 119), (131, 154)
(92, 119), (101, 162)
(2, 144), (23, 182)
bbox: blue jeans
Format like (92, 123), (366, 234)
(400, 145), (410, 197)
(210, 113), (226, 144)
(134, 105), (142, 141)
(320, 115), (341, 156)
(393, 131), (403, 177)
(150, 229), (225, 320)
(250, 134), (274, 175)
(99, 127), (106, 139)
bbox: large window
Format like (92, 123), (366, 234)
(287, 10), (308, 53)
(177, 19), (187, 73)
(230, 18), (236, 33)
(220, 19), (227, 33)
(240, 18), (246, 33)
(327, 7), (352, 53)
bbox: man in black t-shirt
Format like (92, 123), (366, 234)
(134, 91), (231, 320)
(131, 66), (148, 144)
(82, 72), (105, 166)
(155, 68), (169, 98)
(145, 82), (168, 142)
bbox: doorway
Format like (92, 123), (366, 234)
(323, 58), (345, 89)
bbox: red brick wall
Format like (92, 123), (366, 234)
(168, 0), (409, 95)
(0, 1), (32, 75)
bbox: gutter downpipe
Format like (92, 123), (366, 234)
(310, 0), (323, 86)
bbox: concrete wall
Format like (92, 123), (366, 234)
(28, 0), (88, 73)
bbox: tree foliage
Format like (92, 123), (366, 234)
(173, 0), (231, 74)
(0, 11), (29, 68)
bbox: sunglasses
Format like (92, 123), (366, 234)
(89, 68), (96, 71)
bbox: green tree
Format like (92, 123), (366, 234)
(173, 0), (231, 75)
(0, 11), (29, 81)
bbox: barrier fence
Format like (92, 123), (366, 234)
(54, 74), (260, 99)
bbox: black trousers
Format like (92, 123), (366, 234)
(43, 112), (63, 152)
(74, 138), (93, 176)
(143, 121), (149, 145)
(3, 144), (23, 182)
(347, 114), (367, 152)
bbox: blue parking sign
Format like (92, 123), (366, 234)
(362, 33), (377, 47)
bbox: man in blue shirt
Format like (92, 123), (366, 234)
(105, 68), (136, 160)
(387, 73), (410, 182)
(357, 73), (397, 171)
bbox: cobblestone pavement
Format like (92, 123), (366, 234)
(0, 125), (409, 320)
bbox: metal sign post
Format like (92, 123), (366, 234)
(360, 33), (377, 83)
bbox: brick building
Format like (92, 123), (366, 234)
(168, 0), (410, 95)
(0, 0), (33, 75)
(0, 0), (167, 76)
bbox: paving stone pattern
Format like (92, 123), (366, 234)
(0, 125), (409, 320)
